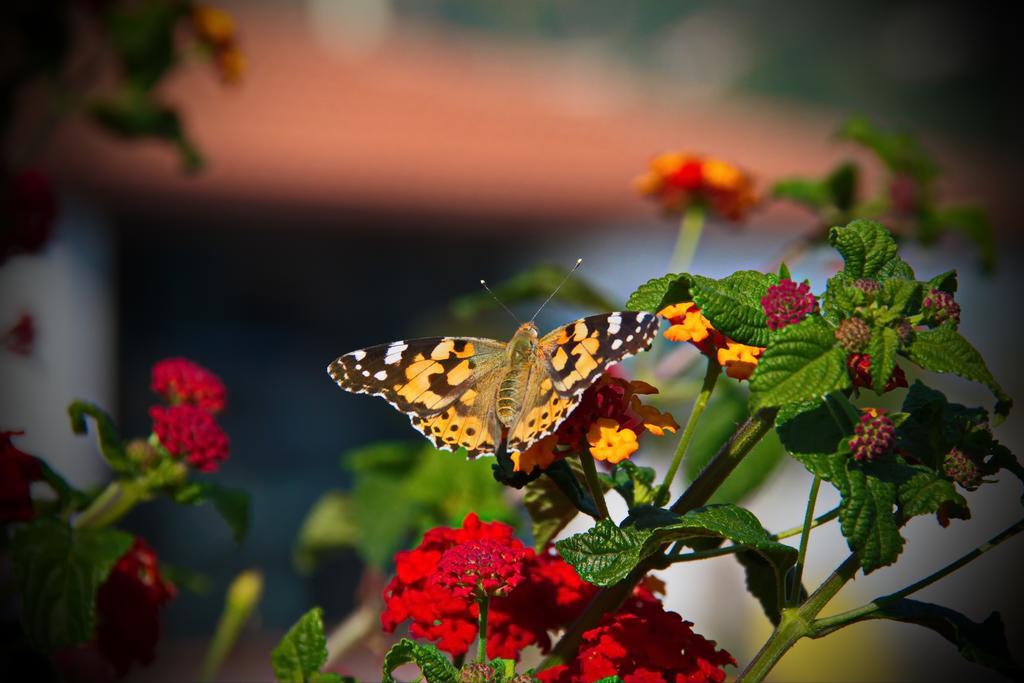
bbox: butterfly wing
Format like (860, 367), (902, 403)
(327, 336), (506, 456)
(506, 311), (659, 453)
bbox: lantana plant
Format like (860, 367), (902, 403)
(272, 217), (1021, 683)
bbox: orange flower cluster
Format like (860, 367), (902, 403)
(633, 152), (758, 220)
(658, 302), (764, 380)
(512, 376), (679, 473)
(191, 5), (246, 84)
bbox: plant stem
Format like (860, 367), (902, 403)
(72, 480), (143, 529)
(476, 593), (490, 664)
(199, 570), (263, 682)
(654, 358), (721, 506)
(670, 203), (707, 272)
(789, 475), (821, 606)
(579, 451), (610, 520)
(542, 408), (778, 670)
(772, 507), (839, 540)
(324, 599), (383, 669)
(812, 517), (1024, 636)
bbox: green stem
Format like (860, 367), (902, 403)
(789, 475), (821, 606)
(654, 358), (721, 507)
(72, 480), (144, 529)
(541, 408), (778, 671)
(670, 203), (707, 272)
(812, 517), (1024, 636)
(199, 570), (263, 682)
(579, 451), (610, 520)
(476, 593), (490, 664)
(772, 507), (839, 540)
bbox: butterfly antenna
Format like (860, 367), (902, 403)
(480, 279), (522, 324)
(530, 258), (583, 323)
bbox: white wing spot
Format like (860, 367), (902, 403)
(611, 338), (623, 350)
(626, 334), (634, 342)
(361, 370), (370, 377)
(384, 342), (407, 365)
(608, 313), (622, 335)
(373, 370), (387, 380)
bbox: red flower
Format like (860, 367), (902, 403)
(761, 279), (818, 331)
(3, 313), (34, 356)
(921, 289), (960, 328)
(1, 169), (57, 264)
(382, 514), (596, 660)
(435, 539), (527, 599)
(151, 357), (227, 413)
(0, 431), (43, 523)
(95, 538), (176, 676)
(536, 588), (734, 683)
(149, 405), (229, 472)
(847, 353), (908, 393)
(849, 409), (895, 462)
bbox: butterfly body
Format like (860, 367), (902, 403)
(327, 312), (658, 457)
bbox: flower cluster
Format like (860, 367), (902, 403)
(943, 447), (983, 490)
(761, 279), (818, 331)
(835, 317), (871, 353)
(847, 353), (908, 394)
(382, 514), (597, 659)
(513, 375), (678, 473)
(849, 409), (895, 462)
(95, 538), (176, 676)
(537, 588), (735, 683)
(151, 357), (227, 413)
(191, 5), (246, 84)
(0, 432), (43, 523)
(921, 289), (961, 328)
(633, 152), (758, 220)
(658, 302), (765, 380)
(435, 539), (528, 599)
(149, 357), (229, 471)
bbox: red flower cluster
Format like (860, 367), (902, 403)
(382, 514), (596, 660)
(849, 409), (895, 462)
(922, 289), (960, 328)
(0, 431), (43, 523)
(761, 279), (818, 331)
(3, 312), (35, 356)
(537, 588), (735, 683)
(149, 358), (229, 471)
(847, 353), (908, 393)
(151, 357), (227, 413)
(435, 539), (527, 599)
(1, 169), (57, 265)
(95, 538), (176, 676)
(150, 405), (229, 472)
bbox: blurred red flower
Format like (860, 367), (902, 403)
(151, 357), (227, 413)
(0, 431), (43, 523)
(3, 313), (35, 356)
(1, 169), (57, 264)
(149, 404), (229, 472)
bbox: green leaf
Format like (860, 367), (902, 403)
(271, 608), (333, 683)
(174, 480), (250, 543)
(905, 326), (1011, 419)
(556, 505), (795, 587)
(828, 220), (900, 280)
(826, 161), (859, 212)
(772, 177), (831, 209)
(735, 550), (805, 626)
(107, 0), (185, 91)
(897, 468), (967, 519)
(524, 465), (582, 552)
(382, 638), (457, 683)
(841, 599), (1022, 679)
(776, 397), (850, 456)
(293, 491), (361, 574)
(926, 269), (958, 295)
(838, 117), (938, 183)
(749, 317), (850, 411)
(686, 380), (787, 504)
(876, 256), (916, 281)
(11, 519), (133, 651)
(67, 400), (132, 475)
(691, 271), (777, 346)
(609, 461), (657, 508)
(925, 204), (996, 272)
(867, 327), (899, 394)
(450, 264), (617, 319)
(90, 87), (203, 172)
(877, 279), (922, 317)
(830, 455), (904, 573)
(544, 457), (602, 519)
(490, 658), (516, 681)
(822, 273), (867, 324)
(626, 273), (693, 313)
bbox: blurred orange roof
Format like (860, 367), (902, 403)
(44, 4), (1008, 228)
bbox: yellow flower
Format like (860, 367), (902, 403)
(192, 5), (236, 47)
(216, 45), (247, 84)
(587, 418), (639, 464)
(717, 342), (764, 381)
(701, 158), (744, 192)
(631, 401), (680, 436)
(658, 302), (714, 344)
(511, 434), (560, 473)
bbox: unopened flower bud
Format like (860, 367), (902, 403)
(849, 409), (895, 462)
(836, 317), (871, 353)
(922, 289), (960, 328)
(943, 447), (982, 490)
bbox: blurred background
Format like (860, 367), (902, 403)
(2, 1), (1022, 681)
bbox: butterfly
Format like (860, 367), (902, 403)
(326, 312), (659, 457)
